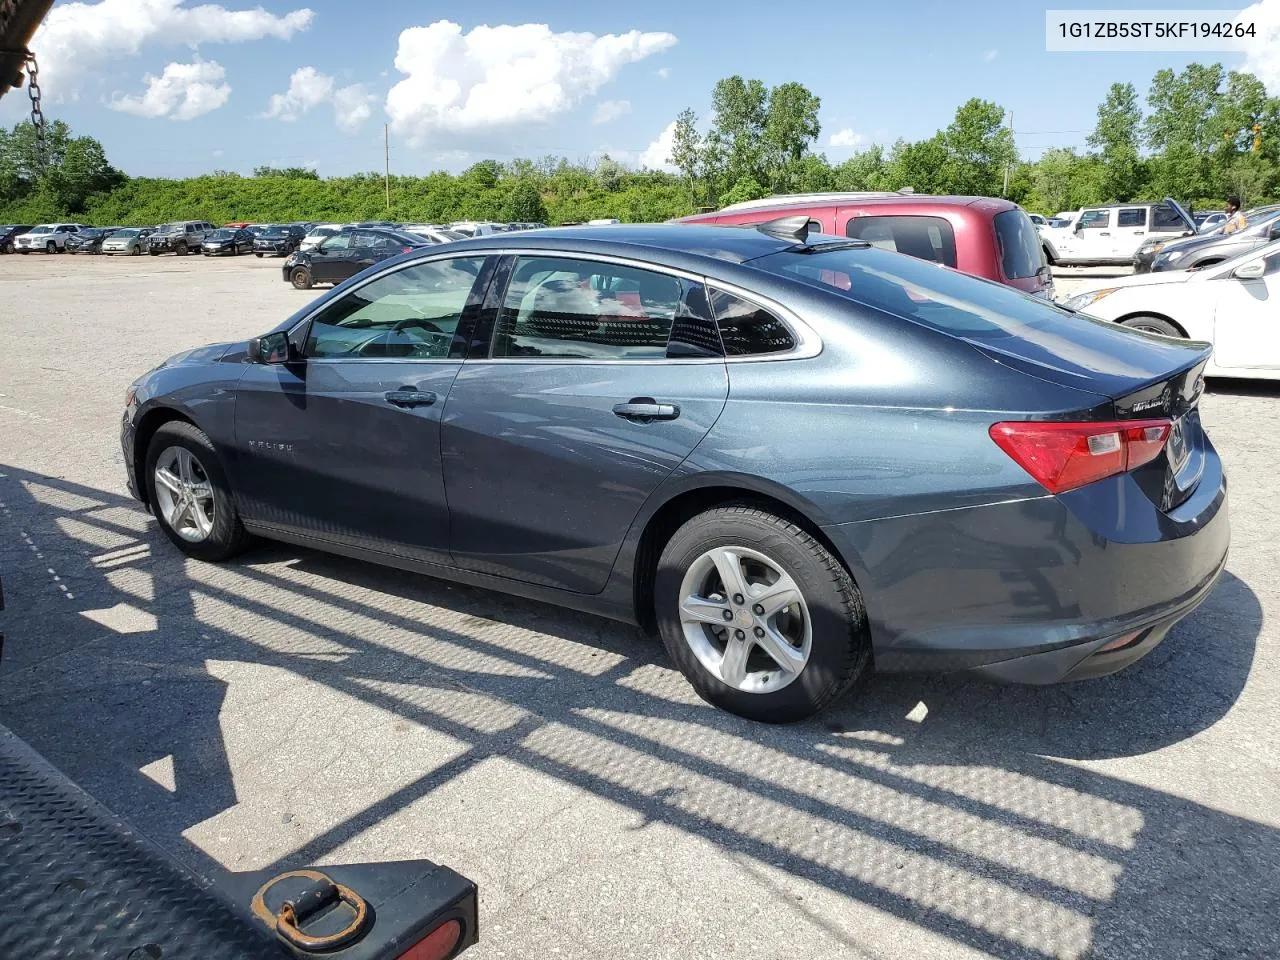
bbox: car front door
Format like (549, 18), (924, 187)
(309, 234), (357, 283)
(1067, 208), (1114, 261)
(230, 254), (493, 562)
(440, 254), (730, 593)
(1210, 249), (1280, 370)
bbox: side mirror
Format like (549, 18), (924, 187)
(249, 331), (292, 363)
(1073, 221), (1084, 234)
(1233, 260), (1266, 281)
(1269, 224), (1280, 242)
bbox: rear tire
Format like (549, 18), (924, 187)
(654, 505), (871, 722)
(290, 267), (313, 290)
(2, 239), (12, 254)
(144, 421), (249, 562)
(1042, 245), (1056, 266)
(46, 241), (57, 254)
(1120, 315), (1184, 338)
(175, 241), (187, 256)
(255, 252), (264, 258)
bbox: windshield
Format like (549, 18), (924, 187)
(28, 226), (51, 234)
(113, 229), (141, 238)
(158, 223), (184, 233)
(207, 229), (235, 240)
(78, 229), (104, 238)
(261, 226), (289, 237)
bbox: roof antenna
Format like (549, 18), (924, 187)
(755, 215), (811, 243)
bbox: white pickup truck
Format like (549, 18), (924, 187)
(1039, 198), (1195, 266)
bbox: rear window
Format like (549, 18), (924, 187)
(993, 210), (1044, 280)
(753, 245), (1066, 342)
(844, 215), (957, 268)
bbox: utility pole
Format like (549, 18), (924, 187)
(1003, 110), (1013, 197)
(384, 123), (391, 210)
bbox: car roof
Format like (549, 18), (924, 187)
(436, 223), (819, 266)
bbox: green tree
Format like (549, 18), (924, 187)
(594, 154), (624, 192)
(702, 75), (769, 195)
(251, 165), (320, 180)
(718, 175), (768, 207)
(670, 108), (705, 206)
(832, 144), (889, 192)
(502, 178), (548, 222)
(888, 135), (950, 193)
(761, 81), (822, 191)
(940, 98), (1015, 195)
(1088, 82), (1144, 201)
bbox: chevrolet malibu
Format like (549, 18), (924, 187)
(121, 221), (1229, 721)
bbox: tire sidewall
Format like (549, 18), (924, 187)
(1122, 315), (1182, 338)
(144, 422), (245, 562)
(655, 510), (868, 722)
(292, 267), (312, 289)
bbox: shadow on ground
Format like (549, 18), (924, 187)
(0, 465), (1273, 959)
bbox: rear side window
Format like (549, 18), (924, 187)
(1117, 208), (1147, 227)
(708, 289), (796, 356)
(1077, 209), (1111, 229)
(845, 215), (957, 267)
(993, 210), (1044, 280)
(494, 256), (699, 361)
(1152, 204), (1185, 230)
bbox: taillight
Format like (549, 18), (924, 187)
(401, 246), (413, 253)
(989, 419), (1172, 494)
(396, 919), (462, 960)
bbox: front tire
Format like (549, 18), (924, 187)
(255, 252), (264, 258)
(1121, 315), (1184, 338)
(655, 505), (871, 722)
(175, 241), (187, 256)
(46, 241), (57, 254)
(144, 421), (249, 562)
(290, 267), (313, 289)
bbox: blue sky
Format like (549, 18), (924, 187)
(4, 0), (1275, 178)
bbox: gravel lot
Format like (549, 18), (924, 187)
(1, 253), (1277, 960)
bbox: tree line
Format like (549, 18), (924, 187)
(1, 61), (1276, 227)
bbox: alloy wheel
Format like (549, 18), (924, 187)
(678, 545), (812, 694)
(152, 445), (216, 543)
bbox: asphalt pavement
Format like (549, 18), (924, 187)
(0, 253), (1276, 959)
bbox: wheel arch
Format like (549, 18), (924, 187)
(131, 404), (199, 507)
(1112, 310), (1191, 338)
(628, 476), (859, 632)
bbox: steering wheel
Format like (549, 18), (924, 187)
(391, 317), (444, 334)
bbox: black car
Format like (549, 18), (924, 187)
(0, 224), (34, 254)
(200, 227), (256, 256)
(65, 227), (122, 254)
(1136, 205), (1280, 272)
(282, 228), (428, 288)
(253, 224), (306, 257)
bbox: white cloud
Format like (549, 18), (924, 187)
(984, 49), (999, 62)
(263, 65), (332, 120)
(1238, 0), (1280, 93)
(332, 83), (376, 133)
(385, 20), (677, 145)
(212, 148), (224, 156)
(638, 120), (678, 171)
(263, 67), (375, 132)
(592, 99), (631, 124)
(829, 128), (865, 149)
(656, 66), (670, 80)
(32, 0), (314, 99)
(110, 60), (230, 119)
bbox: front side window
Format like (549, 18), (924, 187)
(993, 209), (1044, 280)
(320, 234), (352, 253)
(304, 257), (486, 360)
(1077, 209), (1111, 229)
(845, 215), (958, 267)
(493, 256), (697, 360)
(1117, 208), (1147, 228)
(708, 289), (796, 356)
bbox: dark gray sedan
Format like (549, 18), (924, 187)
(121, 222), (1229, 721)
(1138, 205), (1280, 272)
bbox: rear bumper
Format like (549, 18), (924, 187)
(822, 445), (1229, 683)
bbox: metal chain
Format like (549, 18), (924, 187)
(24, 51), (45, 166)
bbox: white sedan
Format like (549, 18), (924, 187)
(1061, 239), (1280, 380)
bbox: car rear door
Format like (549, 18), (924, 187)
(309, 234), (357, 282)
(1210, 249), (1280, 370)
(1112, 207), (1149, 260)
(231, 254), (494, 562)
(440, 253), (729, 593)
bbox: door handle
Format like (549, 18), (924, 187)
(1099, 231), (1111, 236)
(384, 389), (437, 408)
(1134, 231), (1145, 235)
(612, 398), (680, 422)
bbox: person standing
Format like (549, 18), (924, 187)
(1222, 196), (1248, 234)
